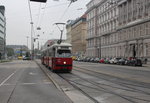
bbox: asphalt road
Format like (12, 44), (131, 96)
(68, 61), (150, 103)
(0, 60), (72, 103)
(73, 61), (150, 83)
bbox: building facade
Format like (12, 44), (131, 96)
(0, 6), (6, 59)
(117, 0), (150, 59)
(86, 0), (150, 60)
(70, 15), (87, 56)
(66, 20), (74, 44)
(86, 0), (119, 58)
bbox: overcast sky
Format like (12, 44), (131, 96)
(1, 0), (90, 49)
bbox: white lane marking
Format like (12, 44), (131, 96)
(0, 70), (17, 87)
(22, 83), (36, 85)
(22, 82), (51, 85)
(3, 83), (16, 86)
(3, 82), (52, 86)
(29, 72), (37, 75)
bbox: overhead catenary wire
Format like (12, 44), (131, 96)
(28, 0), (37, 58)
(38, 2), (69, 32)
(37, 0), (75, 44)
(57, 5), (70, 22)
(41, 2), (69, 9)
(28, 0), (33, 23)
(38, 2), (48, 28)
(28, 0), (36, 37)
(50, 2), (72, 39)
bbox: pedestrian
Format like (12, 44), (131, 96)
(0, 53), (1, 62)
(144, 58), (148, 64)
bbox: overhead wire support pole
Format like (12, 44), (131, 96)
(28, 0), (34, 60)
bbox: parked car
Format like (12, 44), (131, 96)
(109, 58), (115, 64)
(71, 56), (77, 60)
(23, 56), (31, 60)
(99, 58), (105, 63)
(89, 57), (95, 62)
(85, 57), (91, 62)
(117, 58), (127, 65)
(77, 57), (84, 62)
(104, 58), (111, 64)
(109, 58), (121, 64)
(94, 58), (100, 63)
(18, 56), (23, 60)
(114, 58), (121, 64)
(126, 58), (142, 66)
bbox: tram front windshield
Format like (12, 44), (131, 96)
(56, 50), (71, 57)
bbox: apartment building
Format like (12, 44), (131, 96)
(86, 0), (150, 59)
(117, 0), (150, 59)
(86, 0), (119, 58)
(66, 20), (74, 44)
(69, 14), (87, 56)
(0, 6), (6, 59)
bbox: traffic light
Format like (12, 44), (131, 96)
(30, 0), (47, 3)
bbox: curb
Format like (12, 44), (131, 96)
(35, 60), (62, 91)
(35, 60), (95, 103)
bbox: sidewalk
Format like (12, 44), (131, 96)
(143, 62), (150, 68)
(0, 59), (11, 63)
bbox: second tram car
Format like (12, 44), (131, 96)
(41, 43), (72, 72)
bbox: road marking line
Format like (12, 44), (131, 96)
(21, 82), (51, 85)
(3, 83), (16, 86)
(3, 82), (52, 86)
(0, 70), (17, 87)
(22, 83), (36, 85)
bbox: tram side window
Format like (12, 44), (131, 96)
(48, 50), (51, 56)
(43, 52), (46, 56)
(57, 50), (71, 57)
(52, 48), (55, 57)
(46, 51), (49, 56)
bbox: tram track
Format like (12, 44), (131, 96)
(66, 66), (150, 103)
(73, 66), (150, 89)
(36, 60), (150, 103)
(58, 73), (138, 103)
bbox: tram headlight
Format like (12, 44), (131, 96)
(69, 47), (71, 50)
(58, 47), (61, 49)
(64, 61), (66, 64)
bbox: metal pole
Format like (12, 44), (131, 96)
(99, 37), (101, 59)
(60, 30), (63, 43)
(30, 22), (34, 60)
(55, 23), (65, 44)
(4, 17), (6, 59)
(26, 36), (29, 49)
(38, 41), (39, 50)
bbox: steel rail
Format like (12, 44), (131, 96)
(72, 67), (150, 102)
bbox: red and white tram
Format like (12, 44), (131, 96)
(41, 43), (72, 72)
